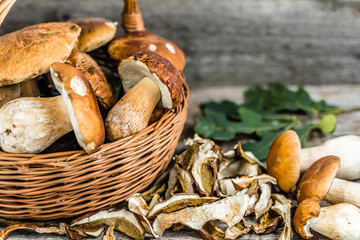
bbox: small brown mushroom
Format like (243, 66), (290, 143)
(108, 0), (185, 71)
(105, 51), (183, 141)
(50, 62), (105, 153)
(66, 49), (117, 109)
(297, 155), (360, 208)
(69, 17), (117, 52)
(294, 198), (360, 240)
(266, 130), (301, 193)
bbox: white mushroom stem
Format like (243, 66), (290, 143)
(105, 77), (161, 141)
(324, 178), (360, 208)
(307, 203), (360, 240)
(0, 96), (72, 153)
(300, 135), (360, 180)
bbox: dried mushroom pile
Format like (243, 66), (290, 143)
(0, 135), (293, 239)
(0, 0), (186, 154)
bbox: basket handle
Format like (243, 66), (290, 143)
(122, 0), (145, 33)
(0, 0), (16, 26)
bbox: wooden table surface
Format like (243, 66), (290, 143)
(4, 84), (360, 240)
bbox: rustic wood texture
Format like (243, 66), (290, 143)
(1, 0), (360, 88)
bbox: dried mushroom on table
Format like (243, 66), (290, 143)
(0, 134), (293, 240)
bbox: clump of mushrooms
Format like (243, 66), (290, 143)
(297, 155), (360, 208)
(294, 198), (360, 240)
(266, 130), (360, 193)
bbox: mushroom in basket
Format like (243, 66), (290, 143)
(108, 0), (186, 72)
(0, 63), (105, 154)
(105, 51), (183, 141)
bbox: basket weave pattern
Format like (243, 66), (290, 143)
(0, 0), (188, 220)
(0, 84), (188, 220)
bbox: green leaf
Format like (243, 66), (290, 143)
(242, 131), (280, 160)
(244, 82), (338, 115)
(314, 114), (336, 133)
(294, 124), (315, 147)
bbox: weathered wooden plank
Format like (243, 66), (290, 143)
(1, 0), (360, 88)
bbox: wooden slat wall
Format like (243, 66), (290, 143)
(1, 0), (360, 88)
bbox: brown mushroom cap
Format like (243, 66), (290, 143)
(66, 49), (117, 109)
(70, 17), (117, 52)
(108, 31), (186, 72)
(0, 22), (81, 86)
(50, 62), (105, 154)
(294, 198), (321, 239)
(297, 155), (341, 203)
(118, 51), (183, 109)
(266, 130), (301, 193)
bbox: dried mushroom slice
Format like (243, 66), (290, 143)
(224, 219), (250, 239)
(218, 159), (261, 180)
(178, 141), (202, 170)
(198, 221), (226, 240)
(71, 209), (145, 240)
(236, 142), (266, 169)
(176, 163), (195, 194)
(165, 166), (178, 199)
(147, 193), (218, 220)
(271, 194), (293, 240)
(127, 194), (150, 216)
(218, 174), (276, 196)
(0, 223), (67, 240)
(191, 140), (218, 196)
(251, 211), (282, 234)
(152, 192), (249, 236)
(254, 183), (273, 219)
(126, 194), (159, 238)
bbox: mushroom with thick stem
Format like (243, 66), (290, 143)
(69, 17), (117, 52)
(50, 62), (105, 154)
(294, 198), (360, 240)
(300, 135), (360, 180)
(105, 51), (183, 141)
(108, 0), (185, 72)
(297, 155), (360, 208)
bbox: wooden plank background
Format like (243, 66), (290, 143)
(1, 0), (360, 89)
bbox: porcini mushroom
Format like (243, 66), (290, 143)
(297, 155), (360, 208)
(50, 62), (105, 153)
(266, 130), (301, 193)
(69, 17), (117, 52)
(300, 135), (360, 180)
(294, 198), (360, 240)
(108, 0), (185, 71)
(0, 22), (80, 86)
(66, 49), (117, 109)
(0, 96), (72, 153)
(105, 51), (183, 141)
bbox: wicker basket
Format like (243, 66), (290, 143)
(0, 0), (189, 220)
